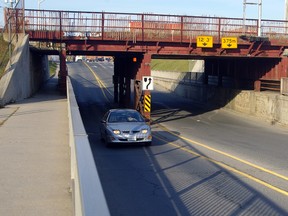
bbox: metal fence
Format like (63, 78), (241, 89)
(21, 9), (288, 43)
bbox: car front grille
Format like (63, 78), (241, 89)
(118, 138), (144, 141)
(122, 130), (140, 134)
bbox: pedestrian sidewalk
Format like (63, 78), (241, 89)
(0, 77), (72, 216)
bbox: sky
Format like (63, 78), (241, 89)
(0, 0), (286, 27)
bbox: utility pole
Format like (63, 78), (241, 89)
(243, 0), (262, 36)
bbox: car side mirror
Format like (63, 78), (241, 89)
(101, 120), (106, 123)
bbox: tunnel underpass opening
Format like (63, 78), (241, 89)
(37, 44), (287, 121)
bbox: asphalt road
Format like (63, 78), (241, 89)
(68, 61), (288, 216)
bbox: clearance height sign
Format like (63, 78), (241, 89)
(197, 36), (213, 48)
(196, 36), (238, 49)
(221, 37), (238, 49)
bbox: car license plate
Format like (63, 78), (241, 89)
(128, 136), (136, 141)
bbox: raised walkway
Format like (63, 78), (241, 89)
(0, 77), (72, 216)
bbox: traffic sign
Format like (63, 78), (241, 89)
(144, 94), (151, 112)
(221, 37), (238, 49)
(142, 76), (154, 90)
(197, 36), (213, 48)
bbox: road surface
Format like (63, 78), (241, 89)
(69, 61), (288, 216)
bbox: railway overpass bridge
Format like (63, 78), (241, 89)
(3, 7), (288, 117)
(2, 4), (288, 215)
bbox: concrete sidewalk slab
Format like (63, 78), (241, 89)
(0, 77), (72, 216)
(0, 107), (19, 126)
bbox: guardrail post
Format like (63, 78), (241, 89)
(141, 14), (144, 42)
(218, 18), (221, 43)
(101, 12), (104, 40)
(60, 11), (62, 41)
(180, 16), (183, 43)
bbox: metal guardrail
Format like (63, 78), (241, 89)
(67, 77), (110, 216)
(20, 9), (288, 43)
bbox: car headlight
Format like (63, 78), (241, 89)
(113, 130), (121, 135)
(141, 129), (148, 134)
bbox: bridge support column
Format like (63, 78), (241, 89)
(114, 56), (134, 107)
(113, 53), (152, 118)
(134, 53), (151, 120)
(58, 45), (67, 93)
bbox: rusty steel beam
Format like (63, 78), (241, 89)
(58, 45), (67, 93)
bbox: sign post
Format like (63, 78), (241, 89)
(142, 76), (153, 121)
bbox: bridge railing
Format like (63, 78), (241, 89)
(11, 9), (288, 43)
(262, 20), (288, 40)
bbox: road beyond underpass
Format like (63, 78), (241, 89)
(69, 61), (288, 216)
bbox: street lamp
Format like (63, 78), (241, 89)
(38, 0), (45, 9)
(37, 0), (45, 31)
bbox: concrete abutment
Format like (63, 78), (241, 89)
(0, 35), (49, 106)
(152, 70), (288, 126)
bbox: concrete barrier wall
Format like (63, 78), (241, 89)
(0, 35), (49, 106)
(152, 70), (288, 126)
(67, 77), (110, 216)
(225, 91), (288, 125)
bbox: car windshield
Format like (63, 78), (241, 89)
(108, 110), (144, 123)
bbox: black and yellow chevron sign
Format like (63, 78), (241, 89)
(144, 94), (151, 112)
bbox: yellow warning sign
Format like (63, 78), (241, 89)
(197, 36), (213, 48)
(221, 37), (238, 49)
(144, 95), (151, 112)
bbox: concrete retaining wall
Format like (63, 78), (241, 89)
(152, 70), (288, 126)
(0, 35), (49, 106)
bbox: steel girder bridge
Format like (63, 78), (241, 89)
(4, 7), (288, 117)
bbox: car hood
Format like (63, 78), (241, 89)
(107, 122), (149, 131)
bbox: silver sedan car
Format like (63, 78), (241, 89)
(100, 109), (152, 147)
